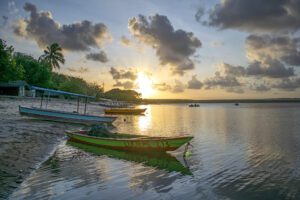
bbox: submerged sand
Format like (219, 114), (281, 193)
(0, 97), (102, 199)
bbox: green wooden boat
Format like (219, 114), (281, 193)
(66, 130), (193, 152)
(67, 141), (192, 175)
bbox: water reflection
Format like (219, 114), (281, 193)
(138, 106), (151, 132)
(10, 103), (300, 200)
(68, 141), (191, 175)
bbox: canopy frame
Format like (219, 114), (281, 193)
(31, 86), (94, 115)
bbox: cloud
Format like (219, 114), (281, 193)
(66, 67), (89, 73)
(172, 80), (185, 93)
(187, 75), (203, 89)
(199, 0), (300, 33)
(153, 81), (185, 93)
(120, 36), (131, 46)
(246, 59), (295, 78)
(222, 63), (246, 77)
(128, 14), (201, 75)
(204, 71), (243, 93)
(204, 72), (242, 88)
(109, 67), (138, 89)
(246, 34), (300, 66)
(113, 81), (136, 89)
(86, 51), (108, 63)
(217, 60), (298, 92)
(222, 59), (295, 79)
(13, 2), (109, 51)
(250, 82), (271, 92)
(153, 82), (172, 91)
(273, 77), (300, 91)
(109, 67), (137, 81)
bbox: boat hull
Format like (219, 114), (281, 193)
(98, 102), (130, 108)
(66, 131), (193, 152)
(19, 106), (117, 125)
(104, 108), (146, 115)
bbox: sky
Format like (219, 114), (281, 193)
(1, 0), (300, 99)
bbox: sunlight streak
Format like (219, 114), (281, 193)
(135, 72), (155, 98)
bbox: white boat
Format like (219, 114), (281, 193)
(19, 86), (117, 125)
(19, 106), (116, 125)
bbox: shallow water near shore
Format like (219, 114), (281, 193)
(2, 100), (300, 199)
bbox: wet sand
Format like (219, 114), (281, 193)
(0, 97), (97, 199)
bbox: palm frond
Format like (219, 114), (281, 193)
(40, 43), (65, 70)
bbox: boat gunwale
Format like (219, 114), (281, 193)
(104, 108), (147, 111)
(19, 105), (117, 120)
(66, 131), (193, 142)
(104, 108), (147, 115)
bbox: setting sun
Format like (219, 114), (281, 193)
(136, 72), (154, 98)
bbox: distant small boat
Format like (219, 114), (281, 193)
(104, 108), (146, 115)
(189, 104), (200, 107)
(66, 130), (193, 152)
(19, 106), (117, 125)
(235, 103), (239, 106)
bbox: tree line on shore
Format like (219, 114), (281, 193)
(0, 39), (141, 101)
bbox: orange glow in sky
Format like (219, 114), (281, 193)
(135, 72), (155, 98)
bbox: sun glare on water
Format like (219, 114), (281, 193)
(136, 72), (154, 98)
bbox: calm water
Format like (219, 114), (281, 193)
(10, 103), (300, 200)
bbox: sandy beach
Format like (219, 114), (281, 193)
(0, 97), (96, 199)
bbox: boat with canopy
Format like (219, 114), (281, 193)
(19, 86), (117, 125)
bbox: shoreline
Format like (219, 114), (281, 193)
(0, 98), (83, 199)
(1, 95), (300, 104)
(141, 98), (300, 104)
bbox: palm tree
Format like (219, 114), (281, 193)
(39, 43), (65, 70)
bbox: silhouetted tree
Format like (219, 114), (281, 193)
(39, 43), (65, 70)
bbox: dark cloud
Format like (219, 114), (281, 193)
(66, 67), (89, 73)
(246, 59), (295, 78)
(109, 67), (137, 81)
(113, 81), (136, 89)
(204, 72), (242, 89)
(250, 83), (271, 92)
(203, 71), (243, 93)
(222, 63), (246, 77)
(187, 75), (203, 89)
(219, 60), (298, 92)
(273, 77), (300, 91)
(200, 0), (300, 32)
(222, 59), (295, 79)
(13, 2), (109, 51)
(129, 14), (201, 75)
(86, 51), (108, 63)
(246, 34), (300, 66)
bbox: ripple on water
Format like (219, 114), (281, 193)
(6, 103), (300, 200)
